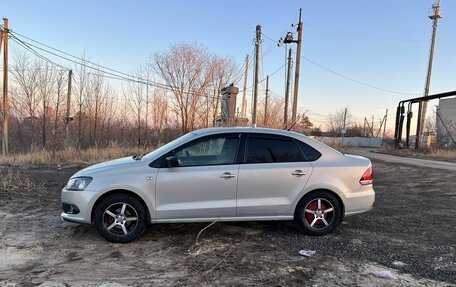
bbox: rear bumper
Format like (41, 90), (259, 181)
(341, 186), (375, 216)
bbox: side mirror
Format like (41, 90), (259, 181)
(165, 156), (179, 168)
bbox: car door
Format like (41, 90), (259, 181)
(155, 133), (241, 219)
(237, 133), (314, 216)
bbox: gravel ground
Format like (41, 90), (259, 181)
(0, 159), (455, 286)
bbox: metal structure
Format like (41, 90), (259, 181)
(416, 0), (442, 148)
(394, 90), (456, 148)
(436, 98), (456, 146)
(220, 84), (239, 127)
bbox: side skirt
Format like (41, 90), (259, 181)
(150, 215), (293, 224)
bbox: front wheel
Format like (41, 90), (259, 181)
(295, 191), (342, 236)
(94, 194), (146, 243)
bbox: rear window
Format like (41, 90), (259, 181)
(247, 137), (305, 163)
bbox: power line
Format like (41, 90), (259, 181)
(9, 31), (228, 99)
(239, 63), (286, 95)
(233, 46), (255, 84)
(262, 28), (421, 96)
(300, 55), (421, 96)
(10, 36), (68, 70)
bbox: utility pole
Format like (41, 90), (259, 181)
(264, 75), (269, 126)
(252, 25), (261, 128)
(291, 9), (303, 127)
(341, 107), (347, 145)
(382, 109), (388, 140)
(241, 54), (249, 118)
(284, 48), (292, 127)
(65, 69), (73, 147)
(371, 115), (374, 137)
(416, 0), (442, 149)
(2, 18), (9, 155)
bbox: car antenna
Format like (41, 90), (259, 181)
(286, 115), (301, 131)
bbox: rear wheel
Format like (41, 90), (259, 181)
(295, 191), (342, 236)
(94, 194), (146, 243)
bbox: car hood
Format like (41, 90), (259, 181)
(73, 156), (140, 177)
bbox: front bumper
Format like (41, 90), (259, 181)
(61, 188), (100, 224)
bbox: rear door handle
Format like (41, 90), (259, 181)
(292, 170), (306, 177)
(220, 172), (236, 179)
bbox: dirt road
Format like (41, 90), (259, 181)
(0, 159), (455, 286)
(352, 148), (456, 171)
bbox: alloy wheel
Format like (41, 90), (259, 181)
(304, 198), (335, 229)
(103, 202), (139, 236)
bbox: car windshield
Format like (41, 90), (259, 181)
(141, 132), (197, 161)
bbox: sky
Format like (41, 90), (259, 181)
(1, 0), (455, 132)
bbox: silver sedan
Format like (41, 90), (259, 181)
(61, 127), (375, 243)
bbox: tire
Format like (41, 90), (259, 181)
(295, 190), (342, 236)
(94, 194), (146, 243)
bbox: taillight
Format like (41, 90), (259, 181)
(359, 167), (373, 185)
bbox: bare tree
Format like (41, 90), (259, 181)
(51, 70), (67, 156)
(257, 98), (285, 129)
(74, 56), (91, 148)
(10, 52), (40, 150)
(327, 107), (352, 137)
(150, 88), (169, 145)
(86, 70), (110, 146)
(124, 73), (144, 147)
(154, 43), (214, 134)
(37, 60), (56, 148)
(204, 56), (237, 127)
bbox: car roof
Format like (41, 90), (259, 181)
(192, 127), (303, 138)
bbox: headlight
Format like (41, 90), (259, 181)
(66, 177), (93, 191)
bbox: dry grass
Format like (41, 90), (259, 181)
(0, 169), (38, 192)
(0, 146), (150, 166)
(379, 146), (456, 162)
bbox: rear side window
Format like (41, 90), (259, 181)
(297, 140), (322, 161)
(247, 137), (305, 163)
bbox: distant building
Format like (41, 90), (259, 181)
(436, 97), (456, 146)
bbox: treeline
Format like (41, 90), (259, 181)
(2, 42), (318, 154)
(3, 43), (240, 153)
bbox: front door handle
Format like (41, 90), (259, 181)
(220, 172), (236, 179)
(292, 170), (307, 177)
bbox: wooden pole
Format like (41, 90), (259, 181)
(264, 75), (269, 126)
(284, 48), (292, 128)
(240, 55), (249, 118)
(65, 69), (73, 147)
(291, 9), (303, 126)
(2, 18), (9, 155)
(252, 25), (261, 128)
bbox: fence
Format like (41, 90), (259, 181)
(313, 136), (383, 148)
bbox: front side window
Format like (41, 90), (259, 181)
(173, 134), (240, 167)
(246, 136), (305, 163)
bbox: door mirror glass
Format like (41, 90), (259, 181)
(165, 156), (179, 168)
